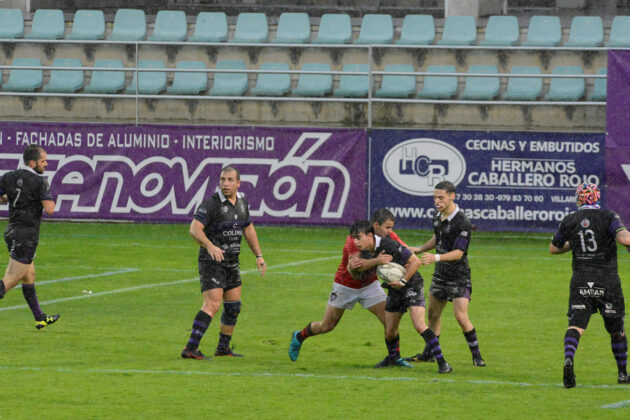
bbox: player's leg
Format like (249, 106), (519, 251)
(366, 300), (386, 326)
(289, 304), (345, 361)
(409, 305), (451, 373)
(406, 293), (446, 362)
(182, 286), (222, 360)
(215, 285), (243, 357)
(603, 316), (629, 384)
(375, 310), (410, 367)
(563, 288), (592, 388)
(1, 257), (30, 297)
(21, 263), (60, 329)
(453, 297), (485, 366)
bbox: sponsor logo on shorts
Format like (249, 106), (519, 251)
(330, 292), (337, 301)
(578, 287), (605, 297)
(571, 304), (586, 309)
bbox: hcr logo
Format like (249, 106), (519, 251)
(382, 138), (466, 196)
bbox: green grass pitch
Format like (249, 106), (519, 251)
(1, 221), (629, 418)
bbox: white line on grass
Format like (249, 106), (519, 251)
(17, 268), (140, 288)
(601, 399), (630, 409)
(1, 365), (629, 390)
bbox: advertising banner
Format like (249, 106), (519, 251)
(0, 122), (366, 225)
(370, 130), (605, 232)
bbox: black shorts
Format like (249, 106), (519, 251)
(385, 282), (426, 313)
(198, 261), (241, 292)
(4, 236), (38, 265)
(429, 276), (471, 302)
(567, 277), (625, 329)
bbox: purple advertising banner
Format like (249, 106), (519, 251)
(370, 129), (605, 232)
(0, 122), (367, 225)
(606, 50), (630, 223)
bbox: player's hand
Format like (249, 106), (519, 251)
(348, 255), (363, 270)
(376, 251), (393, 265)
(207, 245), (225, 262)
(256, 256), (267, 277)
(389, 280), (405, 289)
(420, 252), (436, 265)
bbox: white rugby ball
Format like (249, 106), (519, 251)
(377, 262), (406, 283)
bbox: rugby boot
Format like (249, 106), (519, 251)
(563, 358), (576, 389)
(618, 372), (630, 384)
(289, 331), (302, 362)
(215, 346), (244, 357)
(438, 361), (453, 374)
(35, 314), (60, 330)
(472, 356), (486, 367)
(181, 348), (209, 360)
(405, 351), (435, 363)
(375, 355), (413, 368)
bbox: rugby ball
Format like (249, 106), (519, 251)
(377, 262), (406, 283)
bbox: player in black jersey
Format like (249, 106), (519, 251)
(405, 181), (485, 367)
(181, 166), (266, 360)
(351, 220), (452, 373)
(550, 182), (630, 388)
(0, 145), (60, 329)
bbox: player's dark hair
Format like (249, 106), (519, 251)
(435, 180), (456, 194)
(23, 144), (43, 164)
(349, 220), (374, 237)
(372, 208), (395, 224)
(221, 165), (240, 181)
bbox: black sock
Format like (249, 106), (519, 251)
(186, 310), (212, 350)
(0, 280), (5, 299)
(421, 329), (445, 363)
(21, 283), (44, 320)
(464, 328), (483, 359)
(564, 328), (581, 361)
(421, 335), (438, 356)
(611, 332), (628, 375)
(218, 332), (232, 350)
(386, 335), (400, 358)
(297, 323), (313, 343)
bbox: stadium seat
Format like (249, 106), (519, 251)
(231, 13), (268, 43)
(545, 66), (585, 101)
(396, 14), (435, 45)
(273, 12), (311, 43)
(375, 64), (416, 98)
(25, 9), (64, 39)
(167, 61), (207, 94)
(606, 16), (630, 47)
(0, 9), (24, 39)
(461, 65), (500, 100)
(503, 66), (543, 101)
(108, 9), (147, 41)
(417, 65), (458, 99)
(355, 14), (394, 44)
(523, 16), (561, 47)
(43, 58), (84, 93)
(149, 10), (187, 42)
(251, 62), (291, 96)
(564, 16), (603, 47)
(480, 16), (519, 46)
(437, 16), (476, 46)
(67, 10), (105, 40)
(333, 64), (369, 97)
(84, 60), (126, 93)
(588, 68), (607, 101)
(313, 13), (352, 44)
(188, 12), (228, 42)
(126, 60), (167, 94)
(3, 58), (43, 91)
(293, 62), (333, 96)
(208, 60), (248, 96)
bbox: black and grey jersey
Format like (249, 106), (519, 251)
(432, 207), (472, 281)
(193, 190), (251, 266)
(552, 207), (625, 274)
(362, 236), (423, 287)
(0, 168), (53, 241)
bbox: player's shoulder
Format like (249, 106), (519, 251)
(453, 208), (472, 229)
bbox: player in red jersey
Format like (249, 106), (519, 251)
(288, 209), (409, 361)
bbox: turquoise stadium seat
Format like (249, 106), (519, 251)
(149, 10), (187, 42)
(251, 62), (291, 96)
(108, 9), (146, 41)
(189, 12), (228, 42)
(313, 13), (352, 44)
(84, 60), (126, 93)
(375, 64), (416, 98)
(546, 66), (585, 101)
(355, 14), (394, 44)
(3, 58), (43, 91)
(480, 16), (519, 46)
(231, 13), (268, 43)
(461, 65), (500, 100)
(273, 12), (310, 43)
(334, 64), (369, 97)
(208, 60), (248, 96)
(397, 14), (435, 45)
(437, 16), (476, 45)
(588, 68), (607, 101)
(0, 9), (24, 38)
(606, 16), (630, 47)
(126, 60), (167, 94)
(167, 61), (207, 94)
(26, 9), (64, 39)
(417, 65), (458, 99)
(67, 10), (105, 40)
(293, 63), (333, 96)
(564, 16), (603, 47)
(43, 58), (84, 93)
(523, 16), (561, 47)
(503, 66), (543, 101)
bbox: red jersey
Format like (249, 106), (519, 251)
(334, 232), (407, 289)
